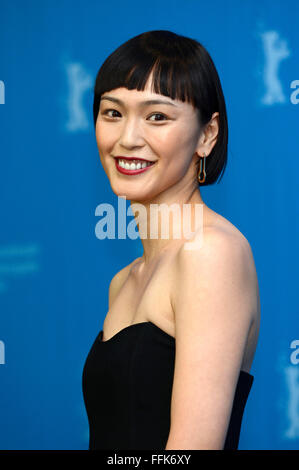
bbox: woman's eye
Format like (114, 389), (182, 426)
(101, 109), (168, 122)
(148, 113), (168, 122)
(102, 109), (121, 118)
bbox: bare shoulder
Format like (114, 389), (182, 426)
(176, 224), (256, 274)
(108, 257), (142, 308)
(172, 225), (259, 326)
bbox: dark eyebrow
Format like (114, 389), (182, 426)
(100, 96), (178, 107)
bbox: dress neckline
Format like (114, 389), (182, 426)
(97, 321), (254, 379)
(99, 321), (170, 343)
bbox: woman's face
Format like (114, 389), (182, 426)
(95, 73), (204, 202)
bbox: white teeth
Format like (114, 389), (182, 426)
(118, 159), (152, 170)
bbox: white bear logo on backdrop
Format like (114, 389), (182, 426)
(261, 30), (290, 105)
(0, 340), (4, 365)
(0, 80), (5, 104)
(65, 62), (93, 132)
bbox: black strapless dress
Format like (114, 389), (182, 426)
(82, 321), (254, 450)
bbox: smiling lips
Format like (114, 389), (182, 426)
(114, 157), (156, 175)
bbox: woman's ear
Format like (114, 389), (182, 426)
(196, 112), (219, 157)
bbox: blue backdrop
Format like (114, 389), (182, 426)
(0, 0), (298, 450)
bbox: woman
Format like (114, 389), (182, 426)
(82, 30), (260, 450)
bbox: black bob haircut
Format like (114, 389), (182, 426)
(93, 30), (228, 186)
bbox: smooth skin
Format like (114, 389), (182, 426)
(95, 70), (260, 450)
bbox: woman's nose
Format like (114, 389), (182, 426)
(118, 118), (144, 148)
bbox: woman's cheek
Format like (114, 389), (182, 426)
(146, 127), (177, 150)
(96, 129), (113, 154)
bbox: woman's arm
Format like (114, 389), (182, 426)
(165, 229), (257, 450)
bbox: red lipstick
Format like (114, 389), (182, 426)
(114, 158), (156, 175)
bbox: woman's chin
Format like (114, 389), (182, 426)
(109, 181), (149, 201)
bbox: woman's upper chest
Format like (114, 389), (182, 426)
(103, 252), (178, 340)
